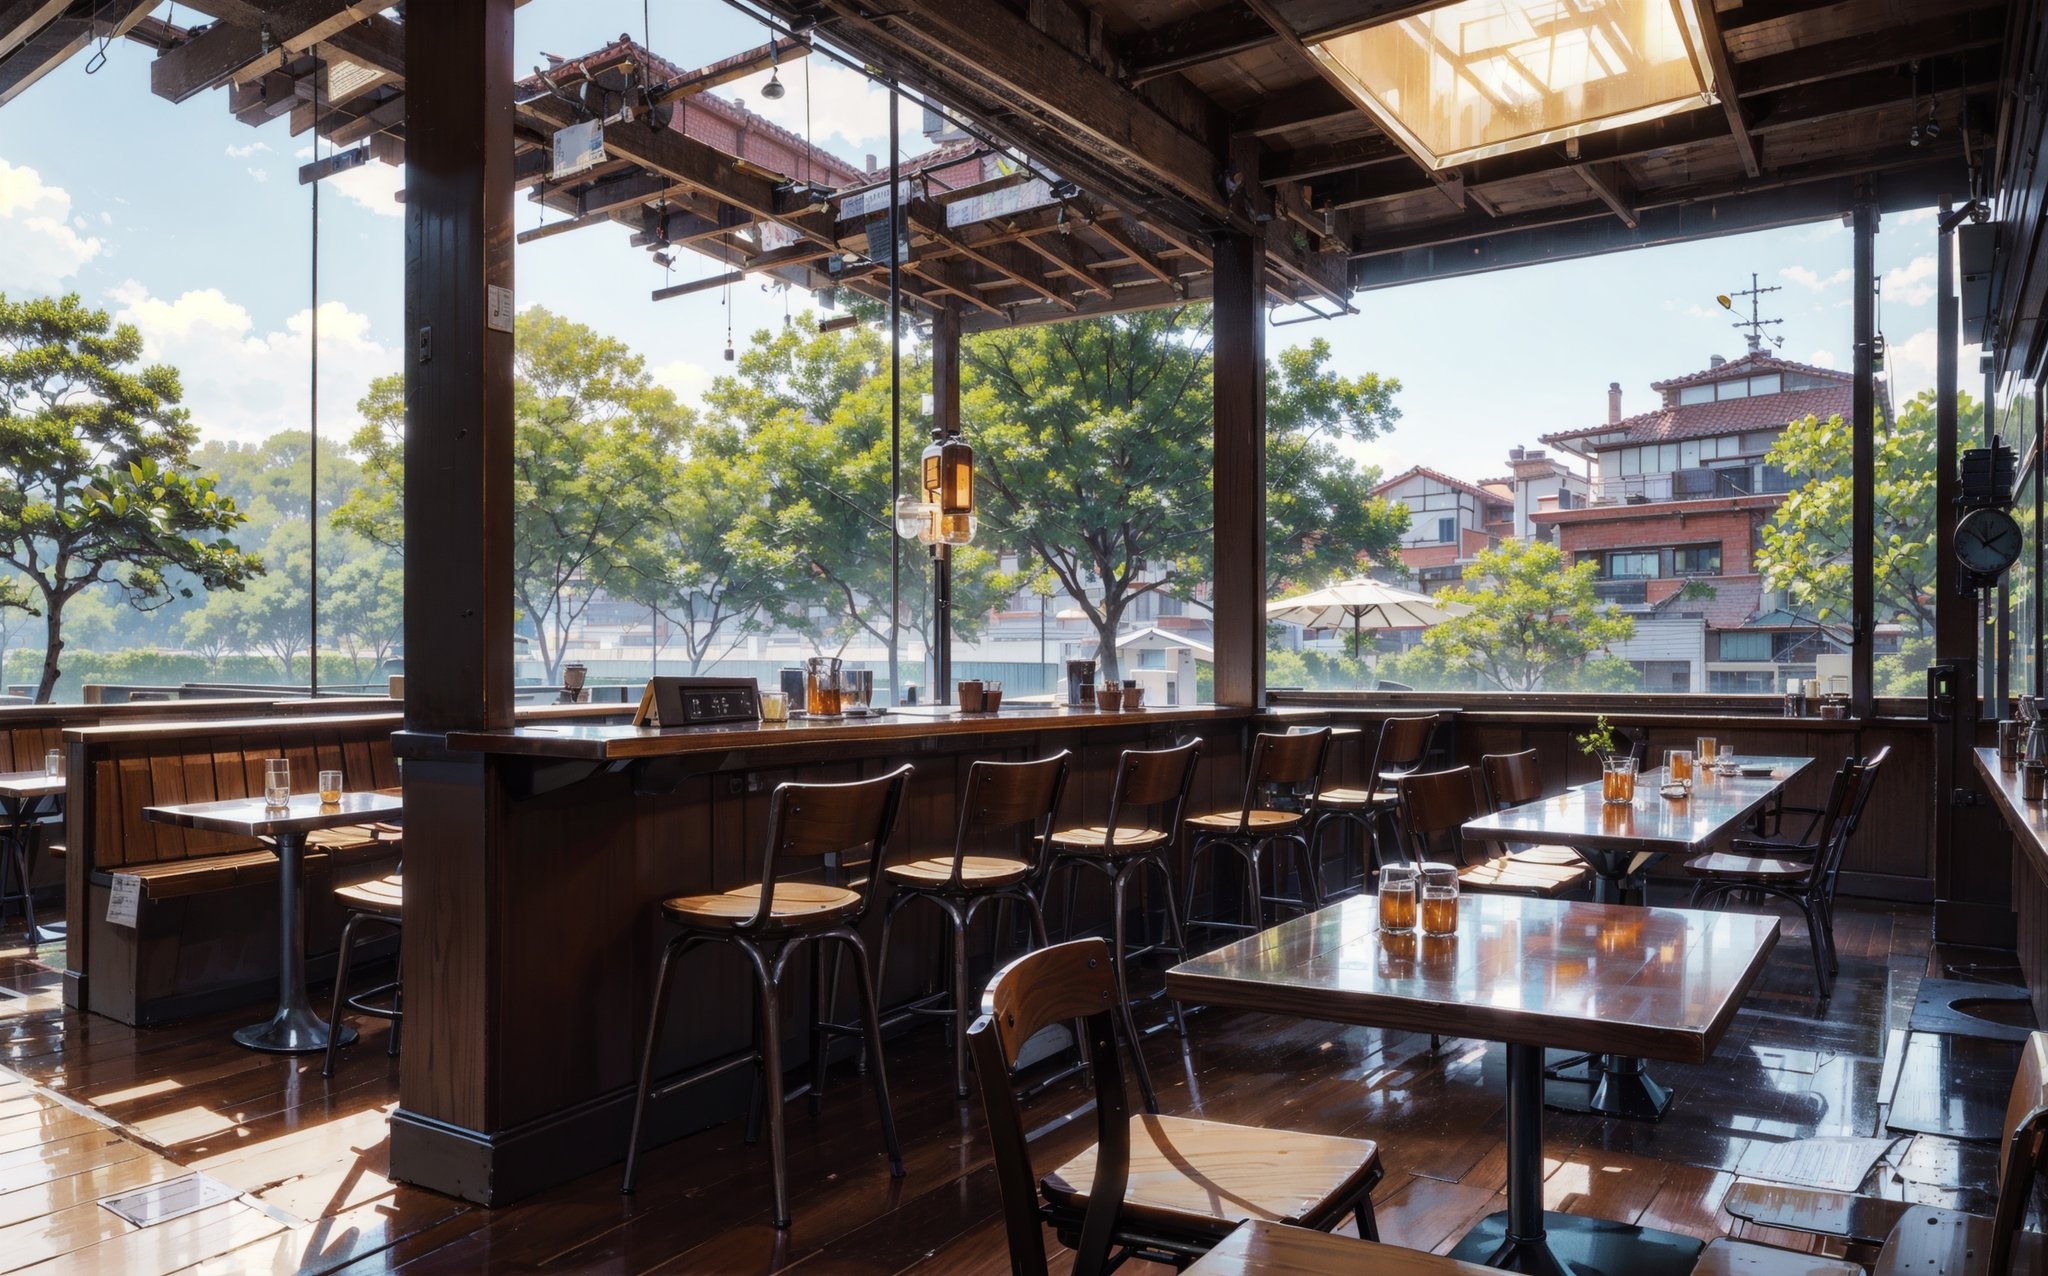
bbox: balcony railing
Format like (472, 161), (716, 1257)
(1592, 464), (1796, 505)
(1593, 580), (1649, 604)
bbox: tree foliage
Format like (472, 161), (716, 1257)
(964, 309), (1405, 680)
(1757, 388), (1967, 635)
(1389, 539), (1636, 691)
(0, 293), (262, 701)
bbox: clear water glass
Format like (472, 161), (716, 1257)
(43, 749), (60, 778)
(264, 759), (291, 808)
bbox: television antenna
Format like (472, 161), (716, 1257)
(1715, 272), (1785, 353)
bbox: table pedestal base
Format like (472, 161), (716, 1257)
(1450, 1210), (1704, 1276)
(1541, 1054), (1672, 1121)
(235, 1006), (357, 1055)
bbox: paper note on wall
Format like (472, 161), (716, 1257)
(107, 873), (141, 928)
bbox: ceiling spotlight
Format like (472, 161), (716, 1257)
(652, 252), (673, 268)
(761, 42), (786, 100)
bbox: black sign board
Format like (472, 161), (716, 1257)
(634, 677), (761, 728)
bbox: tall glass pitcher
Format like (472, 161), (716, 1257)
(806, 655), (844, 719)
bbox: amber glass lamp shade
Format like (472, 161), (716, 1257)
(921, 432), (974, 545)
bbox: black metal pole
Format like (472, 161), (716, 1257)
(308, 49), (321, 697)
(888, 85), (902, 703)
(1850, 193), (1874, 716)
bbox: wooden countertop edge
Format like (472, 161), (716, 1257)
(445, 704), (1256, 759)
(1975, 747), (2048, 876)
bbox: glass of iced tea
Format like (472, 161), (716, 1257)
(1601, 755), (1638, 804)
(318, 770), (343, 805)
(1378, 864), (1419, 933)
(1694, 737), (1718, 769)
(1422, 865), (1460, 936)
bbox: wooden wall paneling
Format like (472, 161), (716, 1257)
(115, 752), (157, 866)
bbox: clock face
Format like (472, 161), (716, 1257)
(1956, 507), (2024, 575)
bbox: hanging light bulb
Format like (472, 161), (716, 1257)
(761, 42), (786, 100)
(723, 337), (735, 362)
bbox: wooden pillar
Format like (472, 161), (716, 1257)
(1212, 232), (1266, 707)
(930, 303), (960, 699)
(1850, 194), (1876, 717)
(389, 0), (516, 1204)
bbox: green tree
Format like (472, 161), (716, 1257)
(1757, 389), (1966, 636)
(325, 550), (404, 681)
(0, 293), (262, 701)
(340, 308), (691, 683)
(963, 310), (1404, 681)
(1399, 539), (1636, 691)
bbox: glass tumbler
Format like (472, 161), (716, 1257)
(264, 759), (291, 808)
(319, 770), (343, 805)
(43, 748), (60, 778)
(1421, 864), (1460, 936)
(1378, 863), (1419, 933)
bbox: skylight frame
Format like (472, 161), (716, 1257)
(1306, 0), (1724, 173)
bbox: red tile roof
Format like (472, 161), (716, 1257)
(1650, 350), (1849, 392)
(1372, 465), (1500, 502)
(1652, 575), (1764, 630)
(1543, 384), (1852, 449)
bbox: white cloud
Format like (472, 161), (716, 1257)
(109, 280), (396, 444)
(651, 359), (712, 408)
(247, 167), (269, 184)
(1892, 207), (1938, 227)
(1804, 349), (1837, 369)
(1682, 303), (1721, 320)
(1887, 326), (1940, 398)
(729, 60), (894, 154)
(1782, 265), (1849, 291)
(0, 158), (103, 289)
(1884, 254), (1937, 306)
(226, 141), (270, 159)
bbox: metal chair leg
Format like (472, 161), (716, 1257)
(950, 901), (973, 1098)
(622, 933), (687, 1195)
(322, 912), (363, 1080)
(1356, 1195), (1380, 1241)
(745, 941), (794, 1229)
(808, 942), (829, 1115)
(1149, 853), (1192, 1039)
(836, 932), (905, 1178)
(1108, 865), (1160, 1112)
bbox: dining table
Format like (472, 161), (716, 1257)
(143, 791), (402, 1053)
(1458, 754), (1812, 1121)
(1168, 893), (1779, 1276)
(0, 770), (67, 952)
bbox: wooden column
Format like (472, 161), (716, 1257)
(1212, 231), (1266, 707)
(1850, 194), (1876, 717)
(389, 0), (517, 1204)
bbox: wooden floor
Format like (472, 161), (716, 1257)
(0, 899), (2020, 1274)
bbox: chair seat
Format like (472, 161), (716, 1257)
(1870, 1206), (2048, 1275)
(1041, 1113), (1381, 1242)
(1507, 844), (1582, 867)
(1684, 852), (1812, 883)
(1457, 859), (1588, 898)
(1317, 786), (1399, 809)
(334, 872), (404, 917)
(1183, 1220), (1500, 1274)
(661, 882), (863, 932)
(1048, 825), (1170, 856)
(1692, 1238), (1862, 1275)
(1185, 809), (1304, 834)
(883, 855), (1033, 890)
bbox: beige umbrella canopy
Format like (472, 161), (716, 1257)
(1266, 577), (1471, 660)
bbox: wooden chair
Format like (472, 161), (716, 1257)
(1684, 750), (1884, 999)
(1396, 767), (1590, 898)
(622, 765), (912, 1228)
(1305, 714), (1439, 891)
(1045, 739), (1201, 1107)
(1182, 1220), (1506, 1274)
(1183, 728), (1330, 941)
(321, 855), (404, 1080)
(970, 939), (1384, 1276)
(1479, 750), (1585, 868)
(874, 750), (1070, 1098)
(1703, 1029), (2048, 1276)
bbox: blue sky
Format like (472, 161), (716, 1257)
(0, 2), (1968, 485)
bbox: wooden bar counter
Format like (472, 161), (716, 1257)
(389, 703), (1251, 1205)
(1974, 747), (2048, 1027)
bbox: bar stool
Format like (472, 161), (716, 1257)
(1305, 714), (1437, 886)
(1478, 750), (1588, 868)
(322, 869), (403, 1079)
(622, 765), (912, 1229)
(1183, 728), (1331, 942)
(873, 750), (1070, 1098)
(1044, 739), (1200, 1108)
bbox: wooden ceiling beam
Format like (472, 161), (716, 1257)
(1261, 135), (1404, 184)
(960, 272), (1215, 334)
(650, 37), (807, 107)
(1016, 228), (1114, 298)
(1694, 1), (1761, 178)
(1573, 162), (1638, 229)
(0, 0), (151, 107)
(911, 201), (1079, 311)
(0, 0), (66, 59)
(164, 0), (400, 81)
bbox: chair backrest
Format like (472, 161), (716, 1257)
(1369, 714), (1438, 780)
(947, 751), (1071, 888)
(970, 938), (1133, 1276)
(1481, 749), (1545, 811)
(751, 765), (913, 927)
(1813, 746), (1888, 891)
(1800, 756), (1870, 891)
(1397, 766), (1482, 864)
(1990, 1031), (2048, 1273)
(1229, 729), (1329, 826)
(1101, 739), (1202, 844)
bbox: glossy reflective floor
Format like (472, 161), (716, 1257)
(0, 899), (2019, 1274)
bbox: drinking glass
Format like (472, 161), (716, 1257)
(1694, 737), (1718, 767)
(318, 770), (343, 805)
(264, 759), (291, 808)
(1378, 863), (1419, 933)
(43, 748), (60, 778)
(760, 691), (789, 723)
(1601, 755), (1637, 804)
(1421, 865), (1460, 936)
(984, 679), (1003, 712)
(1664, 749), (1694, 792)
(844, 669), (874, 714)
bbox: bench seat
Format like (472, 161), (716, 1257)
(114, 828), (397, 900)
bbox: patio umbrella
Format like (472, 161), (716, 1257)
(1265, 577), (1470, 660)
